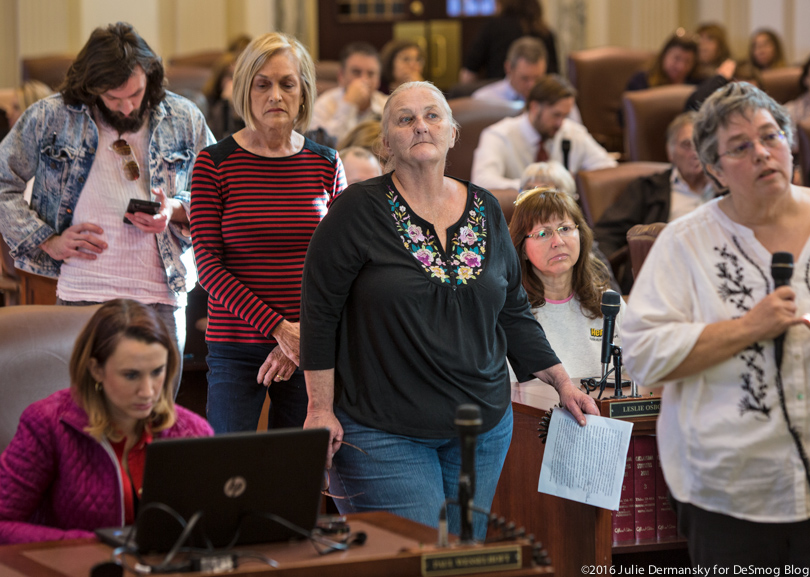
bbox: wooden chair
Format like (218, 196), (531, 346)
(575, 161), (670, 227)
(567, 47), (655, 153)
(627, 222), (667, 280)
(0, 238), (21, 306)
(169, 50), (224, 69)
(622, 85), (694, 162)
(0, 305), (100, 450)
(446, 97), (523, 182)
(760, 66), (802, 104)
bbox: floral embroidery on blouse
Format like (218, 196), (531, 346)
(387, 185), (487, 285)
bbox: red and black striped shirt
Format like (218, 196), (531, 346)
(189, 136), (345, 343)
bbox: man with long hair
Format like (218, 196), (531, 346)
(0, 23), (215, 392)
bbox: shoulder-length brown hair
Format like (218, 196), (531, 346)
(648, 32), (698, 87)
(70, 299), (178, 440)
(60, 22), (165, 109)
(509, 188), (610, 319)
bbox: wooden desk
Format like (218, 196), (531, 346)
(490, 380), (688, 576)
(0, 513), (553, 577)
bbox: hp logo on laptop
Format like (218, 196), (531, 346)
(223, 476), (247, 498)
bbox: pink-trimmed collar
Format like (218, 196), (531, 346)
(546, 293), (574, 305)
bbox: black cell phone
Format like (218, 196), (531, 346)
(123, 198), (161, 224)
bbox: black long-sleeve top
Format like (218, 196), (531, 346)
(300, 174), (559, 438)
(463, 16), (559, 78)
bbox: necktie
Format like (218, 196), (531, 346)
(535, 139), (548, 162)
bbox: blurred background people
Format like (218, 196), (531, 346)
(336, 118), (385, 165)
(202, 51), (244, 140)
(380, 39), (425, 94)
(684, 62), (762, 112)
(460, 0), (559, 83)
(595, 112), (716, 293)
(340, 146), (382, 185)
(509, 188), (624, 380)
(472, 36), (547, 104)
(784, 55), (810, 153)
(0, 80), (53, 129)
(623, 83), (810, 569)
(0, 300), (213, 544)
(190, 33), (346, 434)
(695, 23), (732, 79)
(301, 80), (597, 540)
(311, 42), (387, 142)
(626, 31), (699, 91)
(519, 160), (575, 194)
(749, 28), (787, 71)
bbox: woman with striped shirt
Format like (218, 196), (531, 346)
(190, 33), (346, 433)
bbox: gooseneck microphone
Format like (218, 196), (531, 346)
(771, 252), (794, 370)
(561, 139), (571, 171)
(600, 290), (622, 377)
(455, 404), (481, 543)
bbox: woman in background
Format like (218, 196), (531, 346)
(509, 188), (624, 379)
(626, 31), (699, 91)
(0, 299), (213, 544)
(1, 80), (53, 129)
(190, 33), (345, 434)
(784, 55), (810, 153)
(380, 39), (425, 94)
(695, 23), (731, 79)
(749, 29), (787, 71)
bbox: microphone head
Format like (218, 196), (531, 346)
(772, 252), (794, 286)
(600, 289), (621, 317)
(455, 404), (482, 433)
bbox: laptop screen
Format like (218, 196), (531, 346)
(132, 428), (329, 552)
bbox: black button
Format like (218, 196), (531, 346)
(78, 176), (85, 183)
(88, 147), (96, 154)
(50, 161), (57, 169)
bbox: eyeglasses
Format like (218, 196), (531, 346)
(111, 138), (140, 181)
(719, 130), (787, 159)
(525, 223), (579, 242)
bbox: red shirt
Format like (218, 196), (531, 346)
(109, 428), (153, 525)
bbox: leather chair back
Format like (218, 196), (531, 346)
(0, 305), (100, 450)
(567, 47), (655, 153)
(760, 66), (802, 104)
(21, 54), (75, 90)
(315, 60), (341, 97)
(576, 161), (670, 226)
(627, 222), (667, 280)
(622, 85), (694, 162)
(446, 97), (523, 182)
(169, 50), (223, 69)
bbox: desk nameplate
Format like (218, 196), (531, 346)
(598, 396), (661, 420)
(421, 545), (522, 576)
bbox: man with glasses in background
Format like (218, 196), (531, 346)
(593, 112), (716, 293)
(0, 22), (215, 391)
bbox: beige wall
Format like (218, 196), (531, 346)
(1, 0), (808, 89)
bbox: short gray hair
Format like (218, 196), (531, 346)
(380, 81), (460, 172)
(693, 82), (792, 169)
(519, 161), (576, 196)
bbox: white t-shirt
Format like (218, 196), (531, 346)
(57, 116), (175, 305)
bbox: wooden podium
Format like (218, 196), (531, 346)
(0, 513), (554, 577)
(490, 381), (688, 576)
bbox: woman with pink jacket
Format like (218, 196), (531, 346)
(0, 299), (212, 544)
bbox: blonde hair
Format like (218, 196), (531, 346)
(16, 80), (53, 111)
(231, 32), (316, 132)
(70, 299), (178, 441)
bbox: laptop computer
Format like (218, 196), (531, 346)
(96, 428), (329, 552)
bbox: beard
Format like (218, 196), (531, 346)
(96, 97), (148, 135)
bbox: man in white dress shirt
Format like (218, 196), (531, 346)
(471, 74), (616, 192)
(311, 42), (388, 142)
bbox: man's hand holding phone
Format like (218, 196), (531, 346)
(124, 188), (173, 234)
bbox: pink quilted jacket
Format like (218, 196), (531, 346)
(0, 389), (213, 544)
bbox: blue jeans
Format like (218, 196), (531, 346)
(56, 299), (185, 396)
(328, 405), (513, 540)
(205, 341), (308, 433)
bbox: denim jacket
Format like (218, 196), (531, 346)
(0, 92), (215, 295)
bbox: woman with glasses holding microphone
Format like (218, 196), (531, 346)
(509, 187), (624, 380)
(622, 83), (810, 567)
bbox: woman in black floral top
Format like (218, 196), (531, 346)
(300, 81), (597, 539)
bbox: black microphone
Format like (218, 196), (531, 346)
(562, 139), (571, 171)
(455, 404), (481, 543)
(600, 290), (621, 377)
(771, 252), (794, 369)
